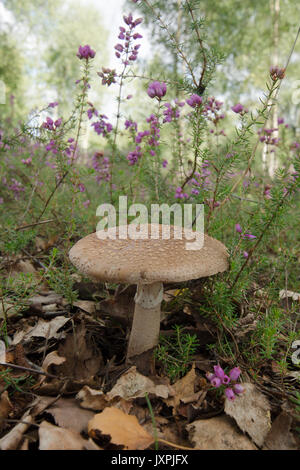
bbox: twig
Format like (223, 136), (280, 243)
(16, 219), (55, 231)
(0, 362), (66, 380)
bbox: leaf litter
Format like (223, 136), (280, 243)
(0, 280), (299, 451)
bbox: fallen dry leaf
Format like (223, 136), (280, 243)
(186, 415), (257, 450)
(74, 300), (96, 314)
(39, 421), (100, 450)
(42, 350), (66, 374)
(0, 391), (13, 429)
(29, 292), (63, 306)
(107, 366), (174, 401)
(56, 322), (102, 382)
(41, 398), (95, 434)
(165, 364), (196, 411)
(88, 407), (154, 450)
(263, 411), (298, 450)
(76, 386), (108, 411)
(13, 316), (70, 345)
(224, 382), (271, 447)
(10, 259), (37, 276)
(0, 302), (19, 319)
(0, 410), (33, 450)
(19, 438), (29, 450)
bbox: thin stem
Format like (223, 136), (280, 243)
(143, 0), (198, 87)
(185, 0), (207, 88)
(110, 62), (128, 203)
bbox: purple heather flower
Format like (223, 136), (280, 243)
(92, 115), (113, 136)
(147, 81), (167, 99)
(114, 44), (124, 53)
(125, 119), (137, 131)
(133, 17), (143, 26)
(48, 101), (58, 108)
(174, 187), (188, 200)
(21, 157), (32, 165)
(222, 375), (231, 385)
(229, 367), (241, 381)
(233, 384), (244, 395)
(243, 233), (256, 239)
(127, 146), (142, 165)
(162, 160), (168, 168)
(83, 199), (90, 208)
(45, 140), (56, 152)
(54, 118), (62, 127)
(270, 66), (285, 81)
(235, 223), (243, 234)
(77, 44), (96, 60)
(211, 377), (222, 388)
(206, 372), (215, 381)
(278, 117), (284, 125)
(78, 183), (86, 192)
(225, 388), (236, 401)
(243, 251), (249, 258)
(231, 103), (244, 114)
(186, 94), (202, 108)
(123, 13), (133, 26)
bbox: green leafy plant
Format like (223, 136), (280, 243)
(0, 368), (35, 395)
(155, 325), (199, 382)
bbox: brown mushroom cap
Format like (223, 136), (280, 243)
(69, 224), (228, 284)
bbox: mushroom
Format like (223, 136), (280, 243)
(69, 224), (228, 369)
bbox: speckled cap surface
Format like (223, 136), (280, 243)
(69, 224), (229, 284)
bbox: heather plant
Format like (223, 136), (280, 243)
(155, 325), (199, 382)
(206, 365), (245, 401)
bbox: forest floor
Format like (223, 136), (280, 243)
(0, 254), (299, 451)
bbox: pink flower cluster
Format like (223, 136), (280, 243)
(127, 146), (142, 165)
(186, 94), (202, 108)
(203, 97), (225, 134)
(42, 117), (62, 131)
(76, 45), (96, 60)
(257, 127), (280, 146)
(270, 66), (285, 81)
(91, 114), (113, 136)
(207, 365), (244, 401)
(175, 187), (189, 200)
(231, 103), (248, 115)
(235, 223), (256, 240)
(163, 99), (185, 123)
(147, 81), (167, 99)
(92, 152), (111, 184)
(126, 112), (162, 165)
(114, 13), (143, 64)
(97, 68), (117, 87)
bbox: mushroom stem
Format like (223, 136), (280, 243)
(126, 281), (163, 362)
